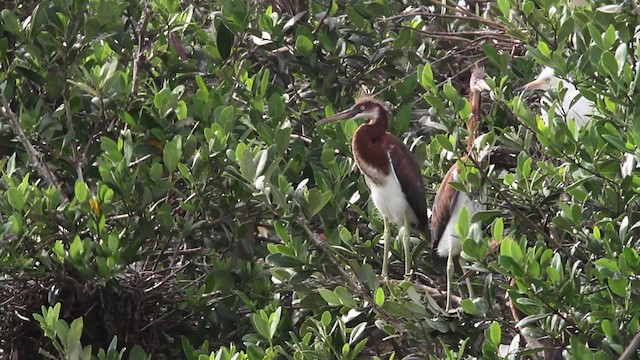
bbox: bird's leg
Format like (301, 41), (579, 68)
(446, 244), (454, 312)
(402, 215), (412, 280)
(382, 216), (391, 279)
(460, 256), (475, 299)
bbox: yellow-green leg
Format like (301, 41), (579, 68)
(402, 215), (412, 279)
(382, 216), (391, 279)
(446, 244), (454, 312)
(460, 256), (475, 299)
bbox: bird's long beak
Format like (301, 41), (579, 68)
(515, 79), (545, 93)
(316, 107), (359, 126)
(476, 78), (491, 92)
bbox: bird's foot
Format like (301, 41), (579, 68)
(443, 306), (463, 318)
(402, 269), (415, 282)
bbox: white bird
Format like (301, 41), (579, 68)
(520, 67), (638, 178)
(519, 67), (595, 128)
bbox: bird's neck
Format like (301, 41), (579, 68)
(357, 106), (388, 141)
(467, 90), (482, 153)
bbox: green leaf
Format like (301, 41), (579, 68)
(129, 345), (148, 360)
(274, 220), (288, 242)
(163, 135), (183, 172)
(608, 278), (628, 297)
(492, 218), (504, 242)
(1, 9), (21, 35)
(497, 0), (510, 17)
(217, 22), (234, 60)
(74, 180), (89, 203)
(9, 212), (23, 234)
(318, 288), (341, 306)
(67, 318), (83, 351)
(460, 298), (477, 315)
(334, 286), (357, 307)
(269, 307), (281, 339)
(602, 24), (616, 50)
(601, 319), (615, 339)
(600, 51), (618, 76)
(374, 287), (385, 306)
(70, 236), (83, 261)
(489, 321), (501, 345)
(443, 82), (459, 102)
(295, 34), (313, 56)
(435, 134), (454, 152)
(7, 188), (24, 211)
(251, 313), (271, 341)
(418, 63), (435, 89)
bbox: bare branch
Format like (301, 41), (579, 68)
(298, 217), (407, 334)
(619, 331), (640, 360)
(0, 92), (67, 201)
(62, 83), (84, 182)
(131, 3), (152, 97)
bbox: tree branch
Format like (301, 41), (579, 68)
(0, 92), (67, 201)
(298, 217), (407, 334)
(62, 83), (84, 182)
(131, 3), (152, 97)
(619, 331), (640, 360)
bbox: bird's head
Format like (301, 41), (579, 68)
(518, 66), (562, 92)
(470, 67), (491, 92)
(316, 97), (386, 125)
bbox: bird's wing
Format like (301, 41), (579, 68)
(430, 163), (461, 272)
(388, 141), (428, 231)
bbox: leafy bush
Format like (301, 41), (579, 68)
(1, 0), (639, 358)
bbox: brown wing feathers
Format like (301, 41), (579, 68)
(389, 140), (428, 232)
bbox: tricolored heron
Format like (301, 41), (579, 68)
(431, 68), (490, 311)
(316, 96), (427, 279)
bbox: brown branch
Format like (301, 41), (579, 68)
(0, 93), (67, 201)
(298, 217), (407, 334)
(381, 5), (507, 30)
(62, 83), (84, 182)
(131, 3), (152, 96)
(619, 331), (640, 360)
(389, 279), (462, 305)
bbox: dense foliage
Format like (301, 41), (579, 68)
(1, 0), (639, 358)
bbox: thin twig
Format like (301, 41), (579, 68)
(0, 93), (67, 201)
(619, 331), (640, 360)
(131, 3), (152, 96)
(385, 4), (507, 30)
(389, 279), (462, 304)
(298, 217), (406, 333)
(62, 82), (84, 182)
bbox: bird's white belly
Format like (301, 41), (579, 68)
(436, 192), (485, 258)
(541, 90), (595, 128)
(621, 153), (638, 177)
(365, 172), (417, 227)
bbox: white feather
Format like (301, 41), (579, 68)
(436, 170), (486, 258)
(534, 67), (596, 127)
(621, 153), (637, 178)
(363, 157), (418, 227)
(436, 192), (485, 258)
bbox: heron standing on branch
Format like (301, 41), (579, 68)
(316, 97), (427, 279)
(431, 68), (491, 311)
